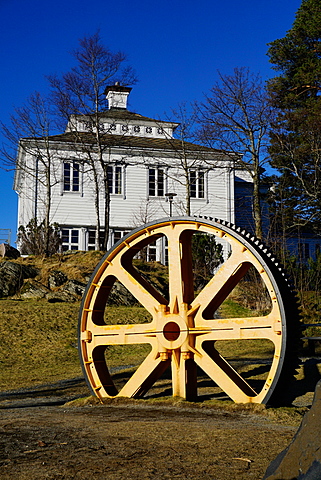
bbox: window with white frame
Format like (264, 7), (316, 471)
(108, 165), (122, 194)
(189, 169), (205, 199)
(147, 240), (157, 261)
(87, 229), (105, 250)
(63, 161), (80, 192)
(113, 230), (130, 245)
(61, 228), (79, 251)
(149, 167), (165, 197)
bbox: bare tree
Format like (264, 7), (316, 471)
(0, 92), (60, 255)
(151, 104), (219, 216)
(48, 31), (137, 250)
(195, 68), (274, 239)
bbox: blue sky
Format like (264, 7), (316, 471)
(0, 0), (301, 245)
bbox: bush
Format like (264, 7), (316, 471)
(18, 219), (61, 256)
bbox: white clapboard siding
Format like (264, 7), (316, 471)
(14, 86), (256, 254)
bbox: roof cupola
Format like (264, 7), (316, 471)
(104, 82), (132, 110)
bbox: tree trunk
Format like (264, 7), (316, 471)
(253, 164), (263, 240)
(102, 168), (110, 251)
(44, 160), (52, 257)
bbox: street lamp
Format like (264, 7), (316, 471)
(165, 192), (177, 216)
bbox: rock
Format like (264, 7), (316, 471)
(46, 290), (78, 303)
(108, 281), (138, 306)
(0, 261), (38, 297)
(21, 264), (39, 279)
(48, 270), (68, 289)
(0, 243), (20, 259)
(20, 280), (50, 299)
(64, 279), (86, 297)
(263, 380), (321, 480)
(45, 279), (86, 302)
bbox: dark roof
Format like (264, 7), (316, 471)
(34, 131), (222, 154)
(74, 109), (177, 125)
(104, 85), (132, 95)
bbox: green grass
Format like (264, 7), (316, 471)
(0, 299), (82, 390)
(219, 298), (259, 318)
(0, 300), (156, 391)
(104, 305), (152, 324)
(0, 296), (278, 393)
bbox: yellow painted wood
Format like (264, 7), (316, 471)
(79, 218), (288, 404)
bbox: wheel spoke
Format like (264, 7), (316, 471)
(81, 322), (156, 347)
(166, 225), (194, 310)
(118, 348), (170, 398)
(114, 266), (167, 315)
(194, 341), (257, 402)
(192, 251), (251, 318)
(193, 315), (282, 343)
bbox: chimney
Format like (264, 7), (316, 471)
(104, 82), (132, 110)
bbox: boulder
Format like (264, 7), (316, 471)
(263, 380), (321, 480)
(108, 281), (138, 306)
(0, 261), (38, 298)
(46, 290), (78, 303)
(20, 280), (50, 300)
(45, 279), (86, 302)
(0, 243), (20, 259)
(21, 264), (39, 279)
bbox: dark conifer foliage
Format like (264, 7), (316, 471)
(267, 0), (321, 235)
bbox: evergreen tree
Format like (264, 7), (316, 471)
(267, 0), (321, 235)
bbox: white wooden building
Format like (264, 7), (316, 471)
(14, 84), (255, 257)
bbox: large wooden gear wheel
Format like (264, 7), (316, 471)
(79, 217), (300, 405)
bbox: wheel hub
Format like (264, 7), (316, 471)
(156, 306), (190, 351)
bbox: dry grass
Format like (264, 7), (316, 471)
(0, 250), (105, 286)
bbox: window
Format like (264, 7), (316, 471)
(149, 168), (164, 197)
(189, 170), (205, 199)
(164, 237), (168, 266)
(107, 165), (122, 194)
(113, 230), (129, 244)
(87, 229), (104, 250)
(63, 161), (80, 192)
(61, 228), (79, 251)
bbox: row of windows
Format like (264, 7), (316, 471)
(63, 162), (206, 199)
(61, 227), (168, 263)
(81, 121), (164, 135)
(63, 162), (122, 194)
(62, 229), (321, 265)
(61, 228), (122, 251)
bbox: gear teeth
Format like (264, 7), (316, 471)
(192, 216), (293, 292)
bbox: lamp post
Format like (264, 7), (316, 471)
(165, 192), (177, 217)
